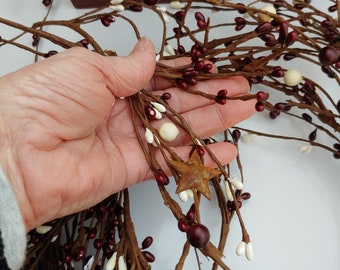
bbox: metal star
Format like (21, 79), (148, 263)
(169, 150), (221, 200)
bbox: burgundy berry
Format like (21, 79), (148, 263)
(144, 105), (157, 120)
(215, 95), (227, 105)
(302, 113), (313, 122)
(308, 129), (317, 141)
(270, 110), (281, 119)
(178, 218), (189, 232)
(234, 17), (246, 25)
(236, 3), (247, 14)
(42, 0), (52, 6)
(235, 24), (246, 31)
(154, 169), (169, 185)
(255, 22), (272, 34)
(143, 0), (159, 5)
(141, 236), (153, 249)
(129, 5), (143, 12)
(285, 31), (298, 46)
(202, 63), (213, 72)
(255, 101), (265, 112)
(94, 238), (104, 250)
(174, 11), (186, 21)
(194, 12), (205, 22)
(283, 53), (296, 61)
(186, 223), (210, 249)
(318, 46), (339, 66)
(232, 129), (241, 142)
(197, 20), (207, 29)
(142, 251), (155, 263)
(186, 204), (196, 221)
(177, 45), (185, 54)
(161, 92), (171, 101)
(256, 91), (268, 101)
(328, 5), (337, 12)
(241, 192), (251, 200)
(334, 143), (340, 151)
(278, 21), (288, 43)
(194, 60), (205, 71)
(321, 19), (333, 29)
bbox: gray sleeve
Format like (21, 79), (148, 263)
(0, 166), (26, 270)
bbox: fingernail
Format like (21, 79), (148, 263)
(135, 37), (149, 51)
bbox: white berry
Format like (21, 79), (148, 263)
(284, 69), (303, 86)
(158, 122), (179, 141)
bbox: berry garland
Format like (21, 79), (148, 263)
(0, 0), (339, 269)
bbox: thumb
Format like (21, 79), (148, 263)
(103, 37), (156, 97)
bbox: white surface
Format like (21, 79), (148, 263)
(1, 1), (339, 269)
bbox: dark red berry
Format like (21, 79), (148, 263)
(129, 5), (143, 12)
(255, 22), (272, 34)
(241, 192), (251, 200)
(186, 223), (210, 249)
(141, 236), (153, 249)
(234, 17), (246, 25)
(271, 66), (284, 77)
(278, 21), (288, 43)
(260, 33), (276, 43)
(176, 78), (188, 89)
(269, 110), (280, 119)
(177, 45), (185, 54)
(197, 20), (207, 29)
(302, 80), (316, 94)
(94, 238), (104, 250)
(44, 50), (58, 58)
(175, 11), (186, 21)
(42, 0), (51, 6)
(143, 0), (159, 5)
(235, 24), (246, 31)
(186, 204), (196, 221)
(217, 89), (228, 97)
(161, 92), (171, 101)
(145, 105), (157, 120)
(318, 46), (339, 66)
(302, 113), (312, 122)
(194, 12), (205, 22)
(154, 170), (169, 185)
(202, 63), (213, 72)
(285, 31), (298, 46)
(215, 95), (227, 105)
(274, 102), (291, 112)
(87, 228), (97, 239)
(142, 251), (155, 263)
(328, 5), (337, 12)
(334, 143), (340, 151)
(256, 91), (268, 101)
(255, 101), (265, 112)
(308, 129), (317, 141)
(283, 53), (296, 61)
(194, 60), (205, 71)
(321, 19), (333, 29)
(232, 129), (241, 142)
(236, 3), (247, 14)
(178, 218), (189, 232)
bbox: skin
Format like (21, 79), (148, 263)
(0, 38), (255, 231)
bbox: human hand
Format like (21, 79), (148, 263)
(0, 38), (255, 231)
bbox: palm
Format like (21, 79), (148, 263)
(0, 41), (255, 230)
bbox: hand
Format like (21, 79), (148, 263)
(0, 38), (255, 231)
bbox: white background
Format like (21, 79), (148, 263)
(1, 1), (339, 269)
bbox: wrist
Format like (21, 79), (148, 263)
(0, 113), (32, 232)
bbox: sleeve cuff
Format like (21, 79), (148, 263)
(0, 166), (26, 270)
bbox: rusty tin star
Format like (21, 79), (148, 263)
(169, 150), (221, 200)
